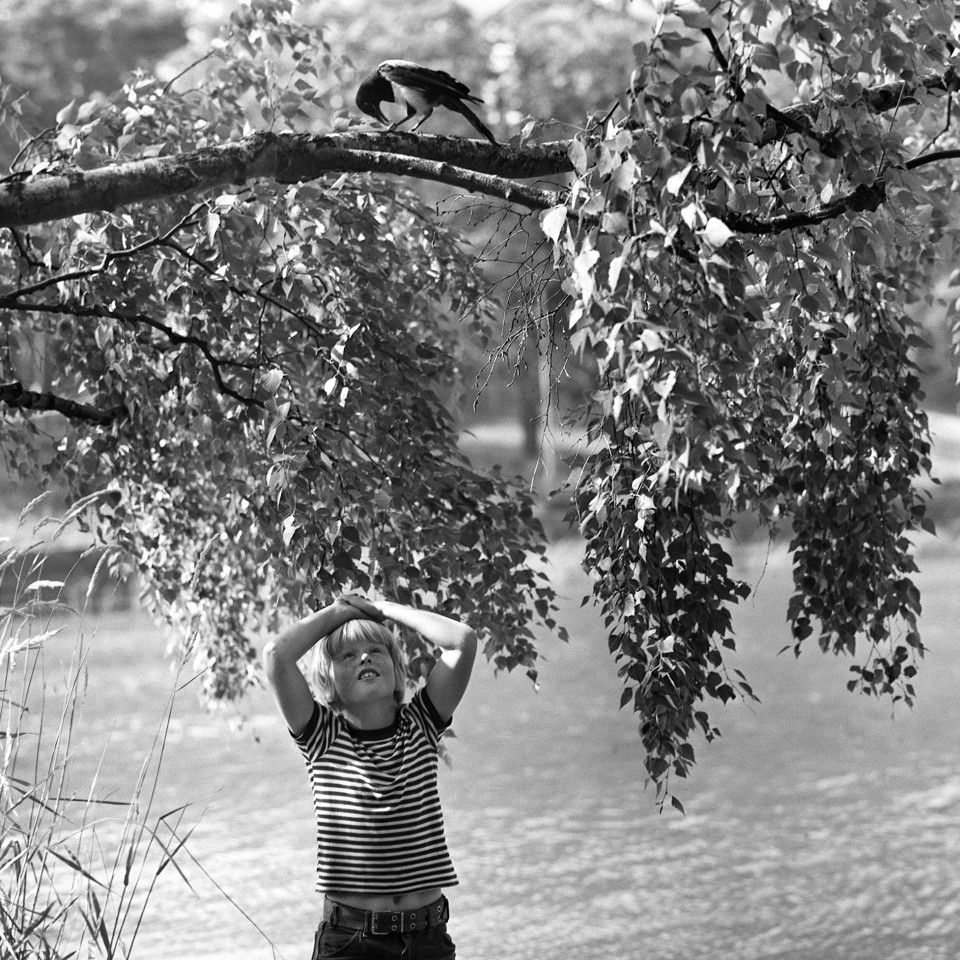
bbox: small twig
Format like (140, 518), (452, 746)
(7, 227), (43, 269)
(159, 238), (331, 346)
(9, 126), (56, 172)
(3, 299), (262, 410)
(702, 28), (732, 76)
(905, 148), (960, 170)
(588, 99), (623, 135)
(0, 207), (203, 301)
(913, 93), (954, 157)
(160, 49), (218, 96)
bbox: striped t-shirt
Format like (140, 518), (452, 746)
(292, 688), (458, 894)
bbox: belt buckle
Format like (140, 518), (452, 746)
(370, 910), (402, 936)
(370, 908), (428, 935)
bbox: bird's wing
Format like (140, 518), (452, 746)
(378, 60), (480, 102)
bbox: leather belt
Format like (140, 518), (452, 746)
(323, 896), (449, 936)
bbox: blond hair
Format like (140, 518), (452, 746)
(309, 618), (406, 711)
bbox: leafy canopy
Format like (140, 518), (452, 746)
(1, 0), (958, 803)
(0, 1), (559, 701)
(545, 0), (956, 800)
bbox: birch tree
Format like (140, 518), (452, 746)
(2, 0), (958, 803)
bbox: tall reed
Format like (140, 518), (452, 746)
(1, 492), (196, 959)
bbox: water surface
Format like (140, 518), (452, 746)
(26, 540), (960, 960)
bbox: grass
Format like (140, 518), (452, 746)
(0, 494), (288, 959)
(0, 501), (206, 960)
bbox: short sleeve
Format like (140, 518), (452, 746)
(404, 687), (451, 750)
(291, 700), (339, 759)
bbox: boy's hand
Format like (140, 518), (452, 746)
(338, 594), (386, 622)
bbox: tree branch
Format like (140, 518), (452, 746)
(328, 149), (565, 210)
(905, 148), (960, 170)
(0, 298), (262, 409)
(1, 69), (955, 232)
(158, 238), (333, 347)
(0, 205), (202, 299)
(0, 379), (124, 424)
(0, 131), (572, 229)
(758, 69), (960, 146)
(2, 203), (335, 365)
(713, 149), (960, 234)
(712, 181), (888, 234)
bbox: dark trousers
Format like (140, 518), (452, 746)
(312, 898), (456, 960)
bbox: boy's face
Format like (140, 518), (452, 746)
(330, 636), (398, 709)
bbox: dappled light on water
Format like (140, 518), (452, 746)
(31, 540), (960, 960)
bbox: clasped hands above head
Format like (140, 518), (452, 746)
(338, 594), (386, 623)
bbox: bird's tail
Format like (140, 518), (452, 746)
(452, 101), (497, 145)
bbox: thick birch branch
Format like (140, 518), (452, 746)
(0, 71), (955, 231)
(0, 131), (573, 229)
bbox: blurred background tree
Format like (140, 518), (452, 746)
(0, 0), (187, 164)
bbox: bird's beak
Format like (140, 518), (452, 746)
(356, 98), (388, 126)
(356, 74), (394, 127)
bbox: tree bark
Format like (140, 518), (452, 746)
(0, 132), (573, 229)
(0, 70), (954, 230)
(0, 379), (122, 424)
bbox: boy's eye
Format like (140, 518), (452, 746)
(339, 645), (387, 662)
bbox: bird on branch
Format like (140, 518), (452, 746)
(355, 59), (498, 145)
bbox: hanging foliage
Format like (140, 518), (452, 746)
(2, 0), (958, 804)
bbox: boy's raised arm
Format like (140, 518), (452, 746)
(262, 599), (363, 734)
(373, 600), (478, 722)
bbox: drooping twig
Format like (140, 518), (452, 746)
(0, 206), (203, 300)
(2, 299), (262, 410)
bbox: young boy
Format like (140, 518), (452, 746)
(262, 593), (477, 960)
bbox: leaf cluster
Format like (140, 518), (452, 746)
(533, 0), (957, 801)
(0, 2), (561, 701)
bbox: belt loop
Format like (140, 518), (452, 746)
(439, 896), (449, 924)
(330, 903), (341, 927)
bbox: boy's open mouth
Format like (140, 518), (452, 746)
(358, 667), (379, 680)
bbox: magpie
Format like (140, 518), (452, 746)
(355, 59), (498, 145)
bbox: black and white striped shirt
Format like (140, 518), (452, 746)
(292, 688), (458, 894)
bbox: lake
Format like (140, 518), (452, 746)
(17, 537), (960, 960)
